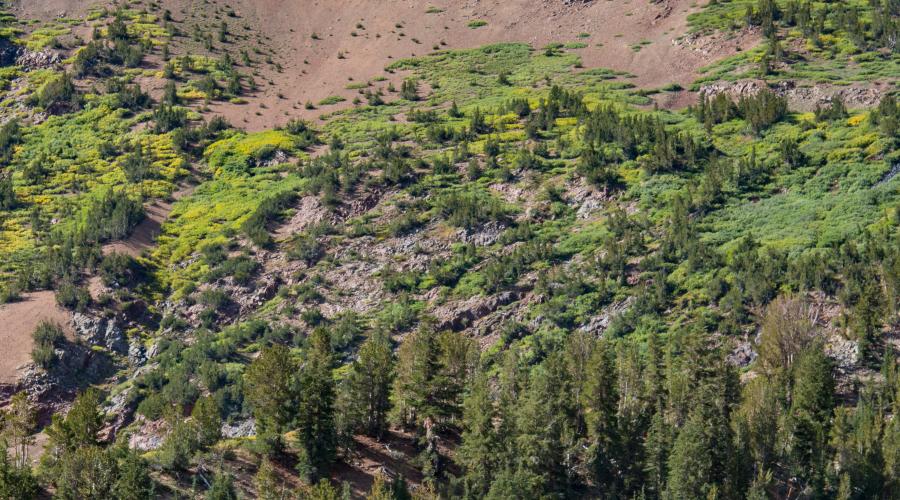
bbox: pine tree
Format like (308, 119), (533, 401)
(643, 410), (670, 499)
(42, 387), (104, 484)
(301, 478), (341, 500)
(207, 470), (239, 500)
(255, 458), (285, 500)
(434, 331), (476, 422)
(54, 445), (118, 499)
(513, 353), (577, 495)
(113, 448), (155, 500)
(192, 396), (222, 449)
(883, 406), (900, 492)
(788, 344), (834, 493)
(244, 344), (298, 454)
(341, 331), (394, 439)
(366, 474), (392, 500)
(0, 448), (38, 500)
(458, 373), (498, 497)
(390, 326), (441, 430)
(400, 79), (419, 101)
(666, 409), (715, 499)
(734, 376), (782, 476)
(448, 100), (462, 118)
(1, 392), (35, 469)
(644, 329), (666, 409)
(616, 340), (650, 493)
(296, 328), (337, 481)
(584, 339), (620, 493)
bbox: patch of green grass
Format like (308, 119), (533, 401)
(0, 96), (187, 283)
(318, 95), (347, 106)
(24, 25), (70, 50)
(467, 20), (488, 29)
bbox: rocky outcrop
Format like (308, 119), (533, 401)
(222, 418), (256, 438)
(101, 387), (137, 441)
(457, 220), (506, 246)
(434, 290), (522, 332)
(727, 340), (757, 368)
(13, 341), (113, 411)
(128, 418), (168, 451)
(578, 297), (635, 336)
(72, 312), (128, 354)
(699, 79), (886, 110)
(0, 37), (60, 70)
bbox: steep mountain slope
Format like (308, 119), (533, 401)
(15, 0), (756, 130)
(0, 0), (898, 498)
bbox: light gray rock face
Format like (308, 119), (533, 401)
(222, 418), (257, 438)
(128, 339), (146, 366)
(72, 313), (128, 354)
(699, 79), (886, 110)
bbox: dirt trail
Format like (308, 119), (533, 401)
(0, 291), (74, 385)
(102, 183), (195, 258)
(2, 179), (194, 384)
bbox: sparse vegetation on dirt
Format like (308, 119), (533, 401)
(0, 0), (898, 498)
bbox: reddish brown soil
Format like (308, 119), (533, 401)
(178, 0), (752, 131)
(11, 0), (756, 132)
(0, 292), (74, 385)
(102, 183), (194, 258)
(102, 198), (173, 258)
(7, 0), (93, 20)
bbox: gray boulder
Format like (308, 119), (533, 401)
(72, 313), (128, 354)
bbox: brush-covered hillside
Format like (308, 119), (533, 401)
(0, 0), (898, 498)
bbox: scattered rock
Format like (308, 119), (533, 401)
(457, 220), (505, 246)
(727, 340), (757, 368)
(128, 339), (146, 366)
(826, 335), (859, 374)
(222, 418), (257, 439)
(433, 290), (522, 332)
(128, 418), (168, 451)
(101, 387), (136, 441)
(0, 37), (60, 70)
(579, 297), (635, 336)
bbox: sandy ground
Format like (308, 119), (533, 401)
(0, 291), (74, 385)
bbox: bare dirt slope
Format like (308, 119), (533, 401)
(10, 0), (752, 131)
(0, 292), (74, 385)
(182, 0), (751, 130)
(7, 0), (97, 20)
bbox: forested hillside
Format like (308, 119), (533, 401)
(0, 0), (898, 498)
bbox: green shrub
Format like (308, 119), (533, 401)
(33, 72), (81, 113)
(435, 188), (507, 228)
(56, 281), (91, 311)
(99, 252), (142, 287)
(241, 190), (297, 248)
(32, 321), (65, 369)
(288, 235), (325, 266)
